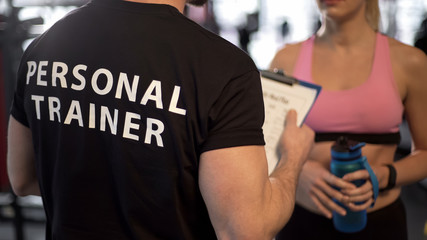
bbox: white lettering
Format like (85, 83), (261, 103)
(115, 72), (139, 102)
(64, 100), (83, 127)
(26, 61), (37, 84)
(31, 95), (44, 119)
(24, 61), (187, 148)
(51, 62), (68, 88)
(169, 86), (186, 115)
(145, 118), (164, 147)
(92, 68), (113, 95)
(123, 112), (140, 141)
(71, 64), (87, 91)
(140, 80), (163, 109)
(37, 61), (48, 86)
(89, 103), (95, 129)
(48, 97), (61, 122)
(100, 106), (118, 135)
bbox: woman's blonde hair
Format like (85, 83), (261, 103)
(365, 0), (381, 31)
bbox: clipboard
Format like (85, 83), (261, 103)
(260, 70), (321, 174)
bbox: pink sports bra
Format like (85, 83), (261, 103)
(293, 33), (404, 143)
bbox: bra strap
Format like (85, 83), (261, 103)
(315, 132), (401, 145)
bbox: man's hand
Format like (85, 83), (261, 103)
(296, 161), (356, 218)
(278, 109), (314, 169)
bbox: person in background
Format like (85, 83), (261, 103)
(415, 16), (427, 55)
(270, 0), (427, 239)
(7, 0), (314, 239)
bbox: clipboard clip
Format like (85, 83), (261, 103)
(273, 68), (285, 76)
(261, 69), (298, 86)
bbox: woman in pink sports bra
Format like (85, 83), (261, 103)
(270, 0), (427, 239)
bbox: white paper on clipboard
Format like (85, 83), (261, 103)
(260, 70), (321, 174)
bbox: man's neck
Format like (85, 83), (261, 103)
(124, 0), (186, 13)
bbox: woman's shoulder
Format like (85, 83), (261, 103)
(386, 35), (427, 97)
(387, 36), (427, 70)
(269, 41), (305, 74)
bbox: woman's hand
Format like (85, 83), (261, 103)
(341, 169), (374, 211)
(296, 160), (356, 219)
(341, 165), (390, 211)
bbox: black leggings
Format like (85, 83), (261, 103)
(276, 198), (407, 240)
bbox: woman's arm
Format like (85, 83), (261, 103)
(392, 42), (427, 187)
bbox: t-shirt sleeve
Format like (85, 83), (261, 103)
(10, 93), (29, 127)
(200, 69), (265, 153)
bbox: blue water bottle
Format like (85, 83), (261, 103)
(330, 136), (378, 233)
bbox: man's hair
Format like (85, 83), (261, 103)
(187, 0), (207, 7)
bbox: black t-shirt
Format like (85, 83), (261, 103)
(11, 1), (265, 239)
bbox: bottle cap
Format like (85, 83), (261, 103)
(331, 136), (365, 161)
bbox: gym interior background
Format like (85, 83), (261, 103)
(0, 0), (427, 239)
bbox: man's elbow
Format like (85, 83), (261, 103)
(9, 178), (40, 196)
(216, 224), (276, 240)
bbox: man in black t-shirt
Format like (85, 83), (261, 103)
(7, 0), (314, 239)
